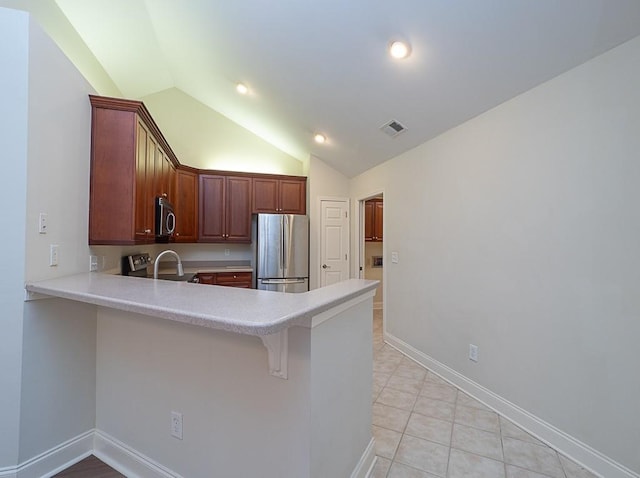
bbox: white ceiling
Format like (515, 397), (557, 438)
(55, 0), (640, 177)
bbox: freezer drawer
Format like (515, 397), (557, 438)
(257, 278), (309, 293)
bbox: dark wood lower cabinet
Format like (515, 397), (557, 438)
(195, 272), (253, 288)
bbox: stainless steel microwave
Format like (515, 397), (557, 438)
(155, 196), (176, 242)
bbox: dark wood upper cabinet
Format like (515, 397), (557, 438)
(198, 175), (225, 242)
(89, 95), (307, 245)
(89, 96), (180, 245)
(225, 176), (252, 241)
(365, 198), (383, 242)
(199, 174), (252, 243)
(253, 176), (306, 214)
(252, 178), (279, 213)
(174, 167), (198, 242)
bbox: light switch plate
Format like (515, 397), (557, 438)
(39, 213), (48, 234)
(49, 244), (59, 266)
(391, 252), (399, 264)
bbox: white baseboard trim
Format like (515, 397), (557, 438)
(0, 467), (16, 478)
(93, 430), (183, 478)
(351, 437), (376, 478)
(3, 430), (374, 478)
(384, 332), (640, 478)
(0, 430), (94, 478)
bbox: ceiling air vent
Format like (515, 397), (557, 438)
(380, 119), (407, 138)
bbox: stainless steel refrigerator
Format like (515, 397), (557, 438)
(256, 214), (309, 293)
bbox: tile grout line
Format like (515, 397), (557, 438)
(445, 390), (459, 478)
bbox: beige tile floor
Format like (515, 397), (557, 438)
(370, 311), (599, 478)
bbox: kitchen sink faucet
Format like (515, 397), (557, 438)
(154, 250), (184, 279)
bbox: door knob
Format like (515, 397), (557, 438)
(322, 264), (330, 269)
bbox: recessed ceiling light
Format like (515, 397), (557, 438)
(236, 83), (249, 95)
(389, 40), (411, 59)
(314, 133), (326, 144)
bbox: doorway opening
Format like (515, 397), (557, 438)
(359, 193), (384, 348)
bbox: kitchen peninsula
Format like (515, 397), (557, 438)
(26, 274), (378, 478)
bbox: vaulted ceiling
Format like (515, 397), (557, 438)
(54, 0), (640, 177)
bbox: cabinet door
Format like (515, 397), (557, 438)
(89, 107), (138, 245)
(364, 201), (375, 241)
(155, 146), (173, 200)
(225, 176), (252, 242)
(253, 178), (278, 213)
(168, 161), (177, 203)
(279, 179), (306, 214)
(144, 131), (158, 241)
(153, 144), (163, 200)
(374, 200), (383, 241)
(135, 120), (153, 242)
(175, 168), (198, 242)
(199, 175), (225, 242)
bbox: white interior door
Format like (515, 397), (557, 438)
(320, 199), (350, 287)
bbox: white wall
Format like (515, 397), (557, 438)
(19, 14), (99, 464)
(350, 36), (640, 474)
(96, 309), (313, 477)
(0, 7), (29, 468)
(0, 9), (101, 469)
(364, 241), (383, 308)
(142, 87), (304, 175)
(310, 298), (373, 477)
(19, 299), (97, 462)
(95, 295), (373, 478)
(308, 155), (350, 290)
(0, 0), (121, 97)
(24, 19), (94, 281)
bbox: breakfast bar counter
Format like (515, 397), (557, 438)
(25, 273), (378, 336)
(24, 273), (379, 478)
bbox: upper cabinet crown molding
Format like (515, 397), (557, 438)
(89, 95), (179, 169)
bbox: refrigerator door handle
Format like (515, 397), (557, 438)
(281, 215), (285, 271)
(261, 278), (306, 284)
(282, 215), (287, 271)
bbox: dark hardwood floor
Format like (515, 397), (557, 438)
(53, 455), (125, 477)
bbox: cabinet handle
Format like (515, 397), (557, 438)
(162, 193), (167, 198)
(175, 232), (180, 236)
(233, 275), (237, 278)
(145, 229), (151, 234)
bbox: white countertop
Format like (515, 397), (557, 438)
(25, 273), (378, 336)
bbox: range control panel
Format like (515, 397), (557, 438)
(122, 253), (152, 276)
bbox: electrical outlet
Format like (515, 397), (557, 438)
(90, 255), (98, 272)
(391, 251), (399, 264)
(224, 248), (230, 256)
(171, 411), (183, 440)
(49, 244), (59, 266)
(469, 344), (478, 362)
